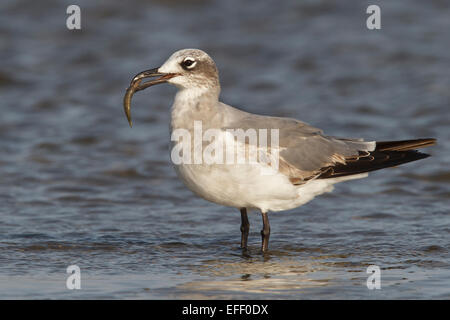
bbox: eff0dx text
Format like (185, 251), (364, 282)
(182, 304), (268, 317)
(227, 305), (268, 315)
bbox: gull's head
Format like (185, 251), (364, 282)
(128, 49), (219, 91)
(123, 49), (219, 127)
(158, 49), (219, 90)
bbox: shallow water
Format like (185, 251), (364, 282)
(0, 0), (449, 299)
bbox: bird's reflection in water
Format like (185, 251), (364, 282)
(179, 248), (334, 297)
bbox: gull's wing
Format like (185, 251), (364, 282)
(223, 113), (375, 184)
(223, 112), (436, 184)
(221, 104), (435, 185)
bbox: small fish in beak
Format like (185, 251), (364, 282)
(123, 68), (178, 127)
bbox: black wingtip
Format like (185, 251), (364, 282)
(318, 149), (432, 179)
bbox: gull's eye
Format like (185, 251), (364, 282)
(181, 58), (196, 70)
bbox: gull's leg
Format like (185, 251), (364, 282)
(240, 208), (250, 249)
(260, 211), (270, 252)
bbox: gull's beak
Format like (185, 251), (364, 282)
(123, 68), (179, 127)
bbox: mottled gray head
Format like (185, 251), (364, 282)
(123, 49), (220, 127)
(158, 49), (220, 90)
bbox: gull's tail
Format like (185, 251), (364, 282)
(318, 138), (436, 179)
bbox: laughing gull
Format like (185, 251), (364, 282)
(123, 48), (436, 252)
